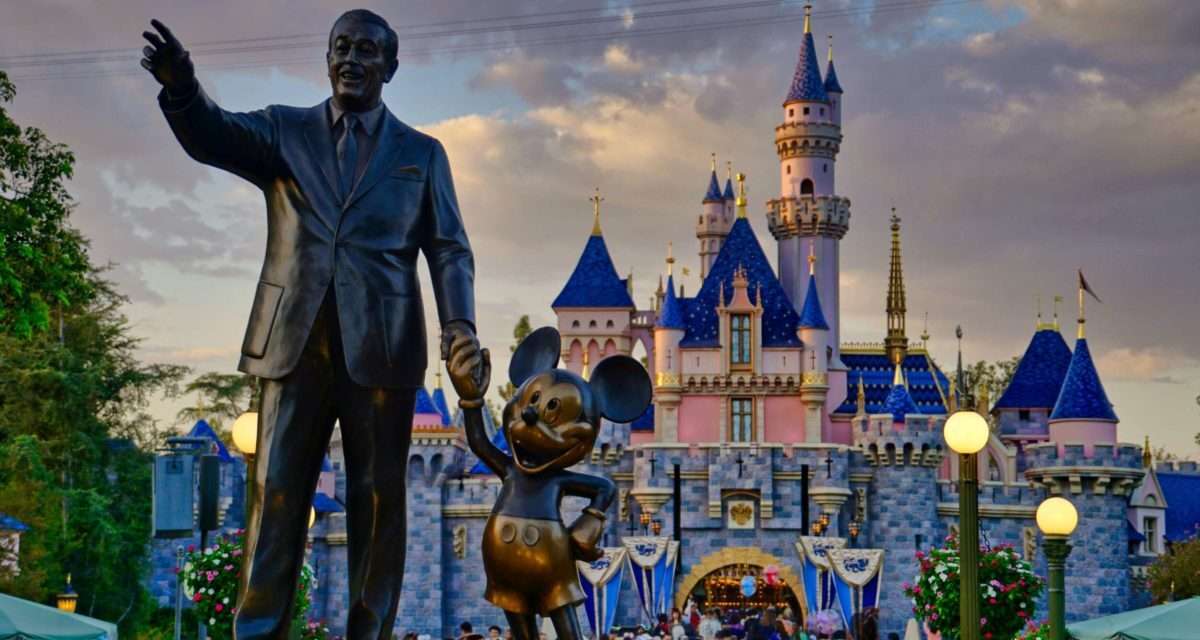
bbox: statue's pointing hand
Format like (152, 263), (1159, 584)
(141, 19), (196, 97)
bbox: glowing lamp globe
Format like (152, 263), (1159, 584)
(943, 411), (989, 455)
(232, 411), (259, 456)
(1036, 497), (1079, 536)
(309, 507), (317, 529)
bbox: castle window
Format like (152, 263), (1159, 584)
(823, 163), (827, 173)
(1143, 517), (1157, 553)
(820, 107), (825, 116)
(589, 320), (597, 328)
(572, 320), (580, 328)
(730, 314), (752, 368)
(788, 108), (794, 117)
(803, 107), (810, 115)
(606, 320), (614, 328)
(730, 397), (754, 442)
(1018, 409), (1031, 421)
(786, 165), (791, 175)
(800, 179), (814, 195)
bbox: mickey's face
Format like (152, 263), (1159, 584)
(503, 371), (598, 474)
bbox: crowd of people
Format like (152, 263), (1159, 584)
(416, 602), (891, 640)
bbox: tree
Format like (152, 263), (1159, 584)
(1147, 537), (1200, 602)
(176, 371), (256, 441)
(498, 315), (533, 403)
(966, 357), (1020, 406)
(0, 71), (94, 339)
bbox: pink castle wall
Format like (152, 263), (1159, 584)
(764, 396), (806, 442)
(679, 396), (722, 442)
(1048, 420), (1117, 456)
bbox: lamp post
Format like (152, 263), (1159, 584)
(56, 573), (78, 613)
(1037, 497), (1078, 640)
(640, 510), (651, 535)
(944, 410), (989, 640)
(232, 408), (258, 526)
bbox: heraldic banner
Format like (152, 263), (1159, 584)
(578, 547), (628, 638)
(795, 536), (846, 615)
(826, 548), (884, 630)
(623, 536), (680, 619)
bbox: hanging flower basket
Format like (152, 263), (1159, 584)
(902, 533), (1043, 640)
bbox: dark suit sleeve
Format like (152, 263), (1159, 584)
(159, 83), (278, 187)
(420, 140), (475, 329)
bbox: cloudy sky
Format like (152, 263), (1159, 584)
(2, 0), (1198, 455)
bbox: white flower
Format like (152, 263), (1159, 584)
(222, 597), (229, 604)
(209, 618), (216, 625)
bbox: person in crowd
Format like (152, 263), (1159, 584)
(459, 623), (474, 640)
(488, 626), (502, 640)
(635, 626), (653, 640)
(698, 608), (722, 640)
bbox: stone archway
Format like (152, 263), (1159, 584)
(675, 547), (807, 619)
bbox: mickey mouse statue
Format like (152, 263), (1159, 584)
(447, 326), (651, 640)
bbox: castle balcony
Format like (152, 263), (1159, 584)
(680, 372), (802, 394)
(775, 121), (842, 159)
(766, 195), (851, 240)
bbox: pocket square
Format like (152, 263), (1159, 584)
(391, 165), (422, 177)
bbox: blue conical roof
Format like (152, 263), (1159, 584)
(785, 31), (829, 104)
(994, 329), (1072, 410)
(723, 176), (736, 200)
(188, 419), (234, 462)
(704, 170), (723, 202)
(824, 59), (843, 94)
(431, 387), (452, 425)
(884, 368), (919, 422)
(1050, 338), (1118, 422)
(680, 218), (801, 348)
(415, 387), (440, 415)
(657, 275), (686, 329)
(797, 274), (829, 330)
(552, 234), (635, 308)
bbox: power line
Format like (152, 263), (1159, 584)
(7, 0), (980, 83)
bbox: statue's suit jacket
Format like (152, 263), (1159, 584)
(160, 86), (474, 388)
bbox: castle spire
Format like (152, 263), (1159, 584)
(723, 161), (736, 200)
(885, 208), (908, 366)
(855, 374), (866, 416)
(1053, 295), (1063, 331)
(590, 187), (604, 236)
(666, 241), (675, 276)
(1143, 435), (1153, 468)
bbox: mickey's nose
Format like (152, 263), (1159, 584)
(521, 406), (539, 426)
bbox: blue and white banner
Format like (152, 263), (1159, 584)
(826, 549), (884, 630)
(578, 547), (628, 638)
(795, 536), (846, 615)
(623, 536), (679, 618)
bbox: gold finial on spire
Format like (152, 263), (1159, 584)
(921, 311), (930, 343)
(735, 172), (747, 218)
(435, 364), (443, 389)
(1075, 269), (1101, 340)
(892, 362), (904, 387)
(666, 241), (675, 276)
(581, 350), (591, 380)
(855, 374), (866, 416)
(807, 239), (817, 276)
(1053, 295), (1063, 331)
(726, 160), (733, 183)
(710, 152), (717, 173)
(1143, 435), (1153, 468)
(827, 34), (834, 63)
(1036, 294), (1056, 331)
(803, 3), (812, 34)
(589, 187), (604, 236)
(949, 380), (959, 412)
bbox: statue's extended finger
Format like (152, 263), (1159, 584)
(139, 58), (154, 72)
(449, 344), (476, 373)
(143, 31), (165, 49)
(152, 19), (181, 49)
(142, 46), (157, 60)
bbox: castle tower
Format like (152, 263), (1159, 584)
(853, 373), (943, 637)
(885, 210), (908, 366)
(553, 189), (637, 374)
(766, 4), (851, 365)
(723, 161), (737, 219)
(697, 154), (734, 278)
(993, 302), (1072, 446)
(798, 241), (830, 443)
(1047, 280), (1118, 450)
(654, 243), (686, 442)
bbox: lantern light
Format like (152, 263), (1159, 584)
(944, 410), (989, 454)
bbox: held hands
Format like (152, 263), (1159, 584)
(141, 19), (196, 97)
(569, 511), (606, 562)
(444, 322), (489, 405)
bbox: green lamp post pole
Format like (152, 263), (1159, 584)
(1037, 497), (1079, 640)
(959, 452), (980, 640)
(944, 411), (989, 640)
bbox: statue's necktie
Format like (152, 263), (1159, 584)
(336, 114), (359, 200)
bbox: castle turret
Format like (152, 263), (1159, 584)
(993, 305), (1072, 445)
(767, 4), (850, 366)
(553, 189), (637, 374)
(824, 35), (844, 126)
(723, 161), (736, 219)
(1048, 280), (1118, 451)
(884, 210), (908, 366)
(654, 244), (686, 442)
(697, 154), (734, 278)
(798, 242), (830, 443)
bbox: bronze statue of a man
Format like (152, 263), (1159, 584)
(141, 11), (481, 639)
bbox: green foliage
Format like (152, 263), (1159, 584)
(498, 314), (533, 403)
(966, 357), (1020, 406)
(1147, 536), (1200, 602)
(0, 71), (94, 339)
(904, 534), (1043, 640)
(181, 531), (314, 639)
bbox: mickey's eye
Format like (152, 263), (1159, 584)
(546, 398), (560, 411)
(530, 391), (541, 404)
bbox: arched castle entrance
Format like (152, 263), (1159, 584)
(675, 547), (806, 621)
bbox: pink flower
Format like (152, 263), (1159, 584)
(193, 593), (203, 603)
(980, 617), (988, 626)
(989, 598), (997, 605)
(232, 549), (243, 557)
(215, 604), (224, 613)
(187, 544), (196, 552)
(225, 564), (234, 571)
(931, 614), (938, 621)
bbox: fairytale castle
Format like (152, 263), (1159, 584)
(149, 7), (1200, 638)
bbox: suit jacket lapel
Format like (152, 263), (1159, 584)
(301, 101), (341, 222)
(343, 107), (408, 212)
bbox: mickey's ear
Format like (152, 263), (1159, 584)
(589, 355), (652, 423)
(508, 326), (561, 387)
